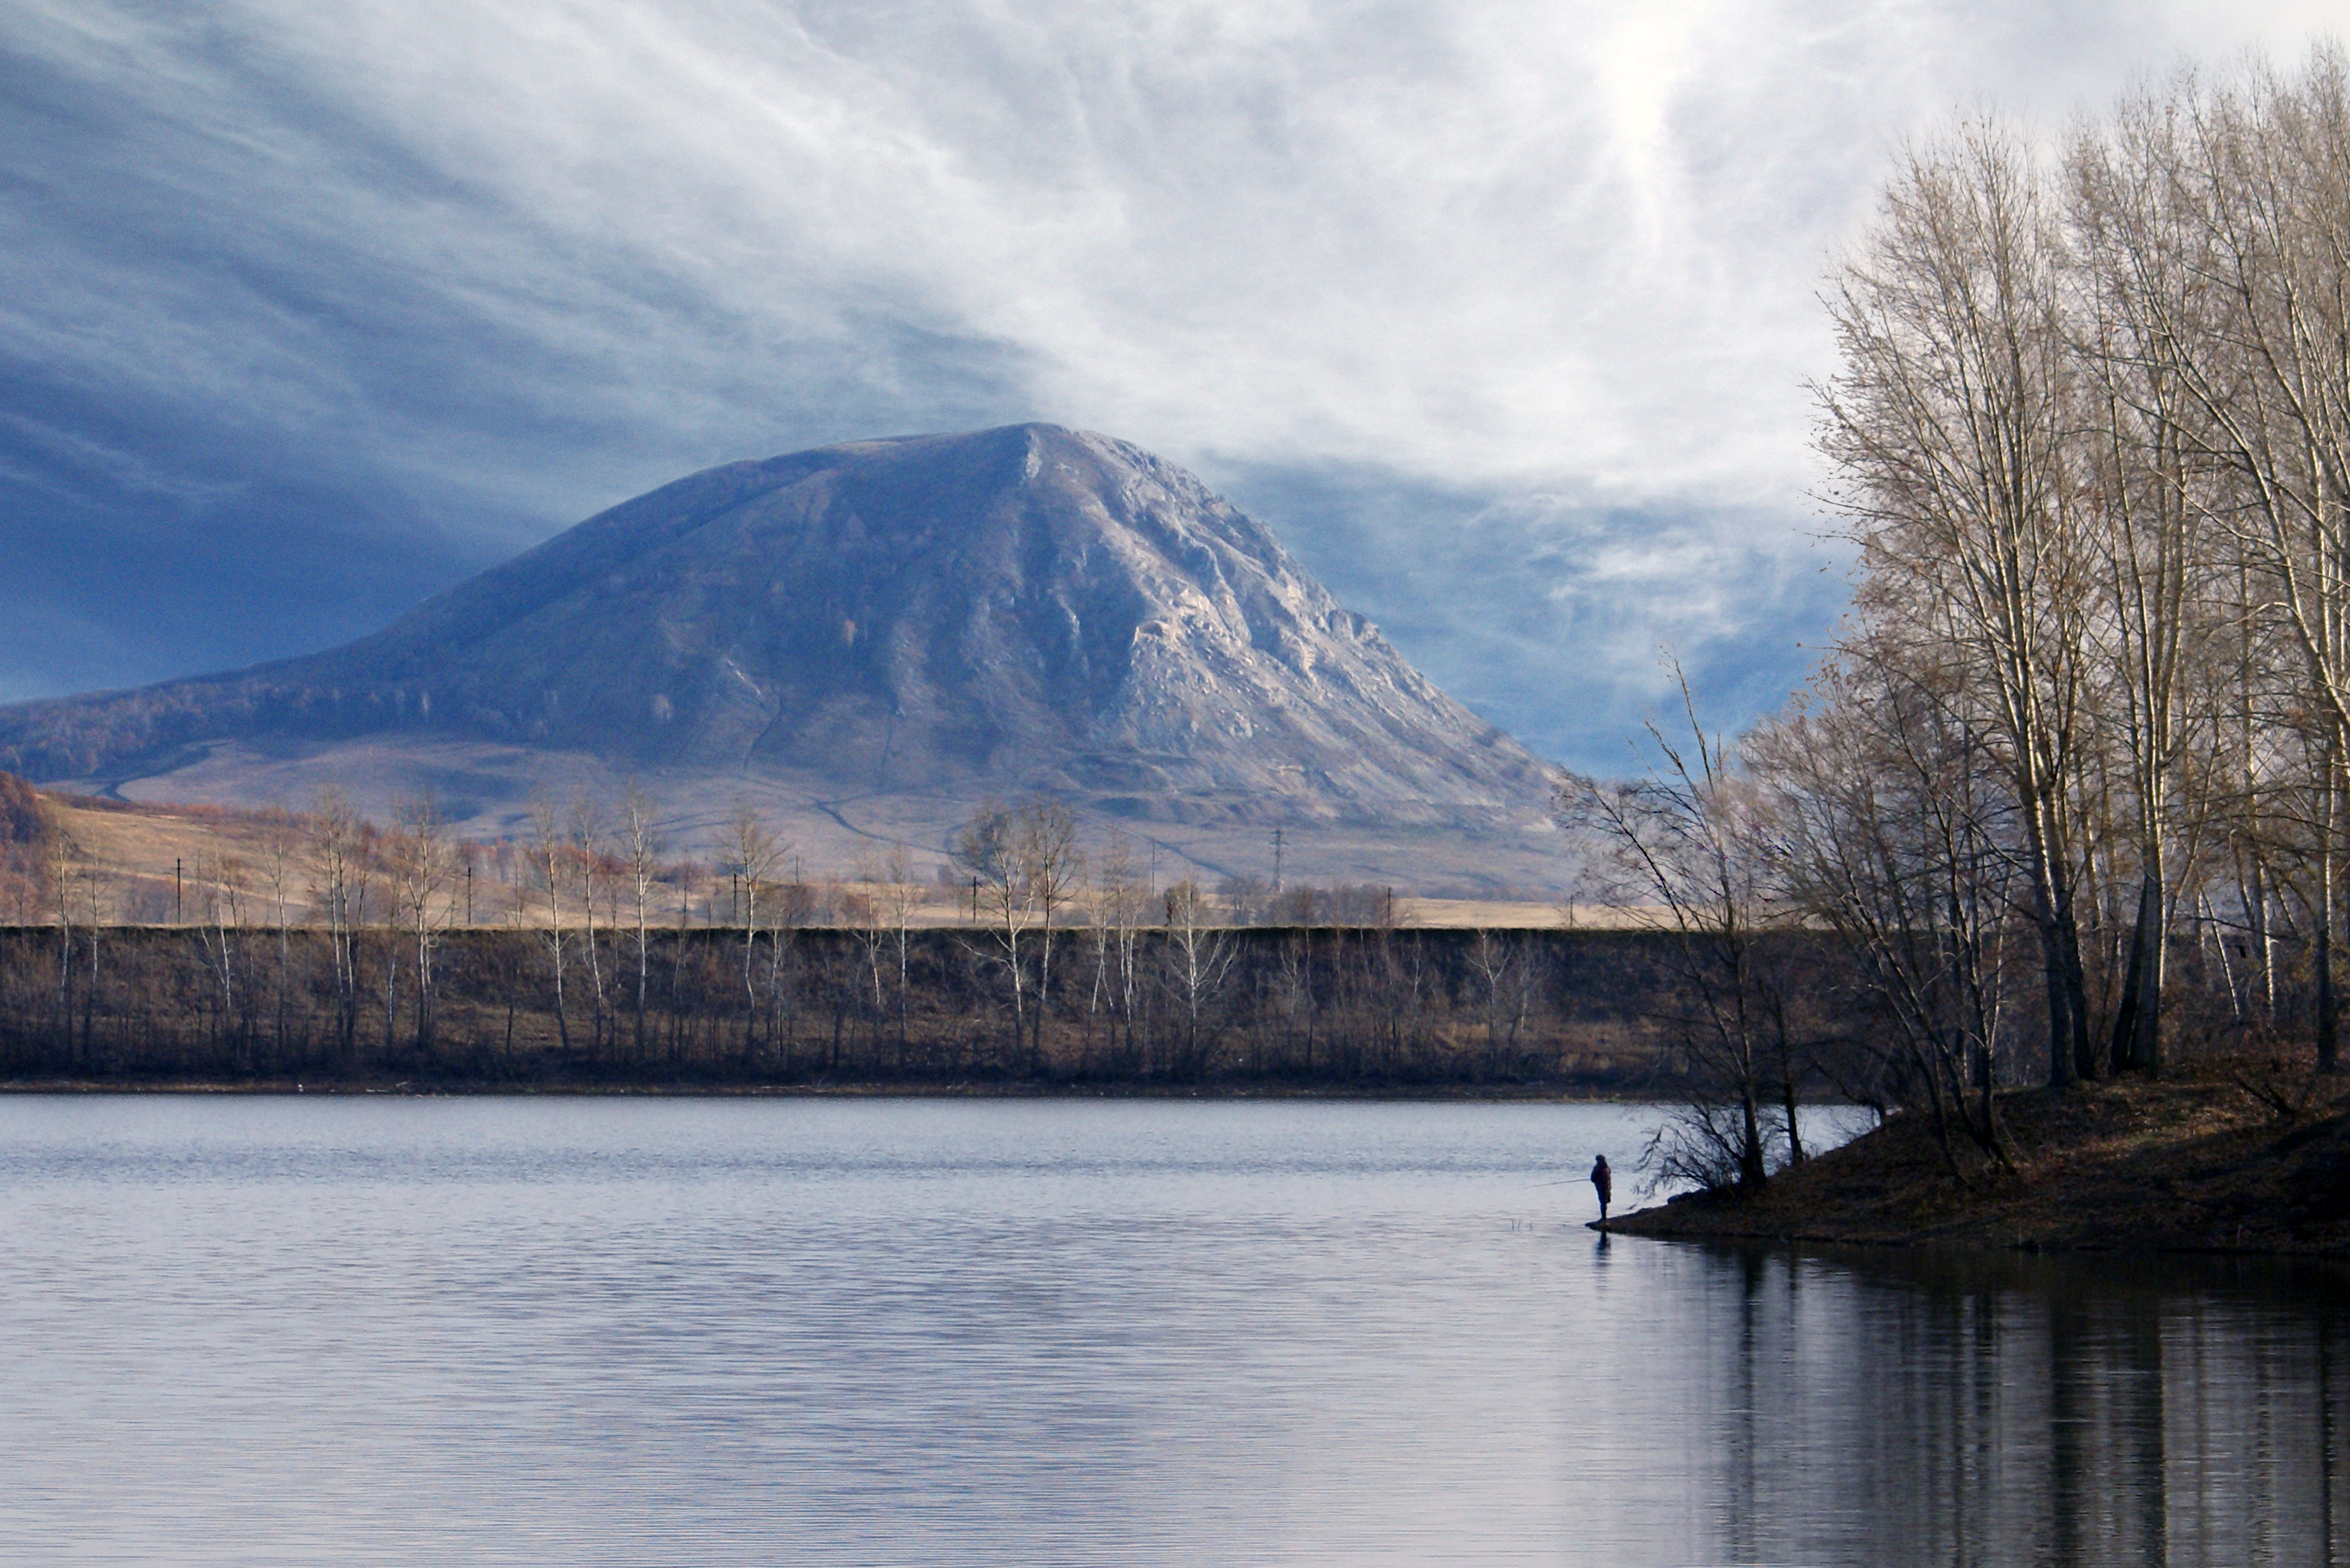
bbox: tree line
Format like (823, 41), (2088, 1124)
(1566, 47), (2350, 1189)
(0, 781), (1738, 1090)
(0, 913), (1707, 1095)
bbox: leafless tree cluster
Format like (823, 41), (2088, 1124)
(1572, 49), (2350, 1187)
(0, 911), (1689, 1090)
(4, 774), (1708, 1088)
(943, 802), (1515, 1080)
(952, 797), (1083, 1072)
(1561, 676), (1829, 1192)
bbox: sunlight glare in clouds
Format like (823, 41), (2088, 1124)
(0, 0), (2336, 764)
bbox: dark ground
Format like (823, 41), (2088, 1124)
(1610, 1053), (2350, 1256)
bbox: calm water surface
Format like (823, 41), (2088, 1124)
(0, 1097), (2341, 1565)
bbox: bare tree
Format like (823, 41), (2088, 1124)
(1160, 879), (1235, 1078)
(570, 792), (612, 1051)
(1466, 929), (1535, 1080)
(256, 808), (304, 1063)
(2068, 116), (2234, 1077)
(1017, 797), (1081, 1073)
(307, 787), (363, 1066)
(388, 791), (456, 1054)
(878, 842), (925, 1073)
(41, 813), (78, 1052)
(619, 785), (663, 1061)
(1087, 829), (1148, 1074)
(1559, 668), (1796, 1191)
(191, 849), (250, 1065)
(528, 797), (574, 1057)
(718, 801), (786, 1060)
(2088, 57), (2350, 1068)
(1817, 117), (2099, 1086)
(1749, 646), (2019, 1171)
(844, 852), (890, 1059)
(953, 801), (1034, 1068)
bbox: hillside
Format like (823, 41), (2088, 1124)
(0, 773), (1591, 928)
(0, 425), (1565, 890)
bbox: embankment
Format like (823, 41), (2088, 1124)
(0, 924), (1751, 1094)
(1610, 1060), (2350, 1255)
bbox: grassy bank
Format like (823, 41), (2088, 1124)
(1609, 1055), (2350, 1256)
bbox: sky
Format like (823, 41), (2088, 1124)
(0, 0), (2338, 772)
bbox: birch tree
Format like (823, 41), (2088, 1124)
(308, 787), (362, 1065)
(1817, 118), (2100, 1086)
(1017, 798), (1081, 1073)
(2067, 109), (2235, 1076)
(2117, 57), (2350, 1069)
(528, 797), (573, 1056)
(718, 802), (785, 1059)
(1160, 879), (1235, 1078)
(620, 785), (662, 1061)
(389, 791), (455, 1054)
(953, 801), (1033, 1066)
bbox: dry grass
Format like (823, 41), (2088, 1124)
(39, 793), (300, 921)
(1394, 898), (1664, 929)
(24, 787), (1620, 931)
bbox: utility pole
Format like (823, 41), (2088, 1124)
(1271, 828), (1283, 895)
(175, 858), (182, 924)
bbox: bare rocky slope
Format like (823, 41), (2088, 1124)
(0, 426), (1565, 888)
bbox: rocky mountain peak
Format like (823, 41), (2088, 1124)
(0, 424), (1555, 831)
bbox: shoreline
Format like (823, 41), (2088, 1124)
(1604, 1056), (2350, 1258)
(0, 1077), (1651, 1103)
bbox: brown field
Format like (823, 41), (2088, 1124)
(21, 787), (1633, 930)
(60, 735), (1577, 898)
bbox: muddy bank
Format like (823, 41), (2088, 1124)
(1609, 1059), (2350, 1256)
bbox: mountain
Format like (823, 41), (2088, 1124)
(0, 424), (1564, 886)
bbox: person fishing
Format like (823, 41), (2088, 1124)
(1590, 1154), (1613, 1225)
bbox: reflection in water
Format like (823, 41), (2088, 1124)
(0, 1097), (2338, 1565)
(1652, 1242), (2350, 1566)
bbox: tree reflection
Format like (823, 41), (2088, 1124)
(1666, 1244), (2350, 1565)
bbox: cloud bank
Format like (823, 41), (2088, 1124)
(0, 0), (2337, 767)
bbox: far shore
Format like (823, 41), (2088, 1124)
(0, 1077), (1651, 1103)
(1605, 1053), (2350, 1258)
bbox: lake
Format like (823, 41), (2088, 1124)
(0, 1097), (2340, 1565)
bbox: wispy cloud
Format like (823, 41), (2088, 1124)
(0, 0), (2332, 764)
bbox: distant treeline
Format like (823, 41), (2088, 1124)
(0, 922), (1741, 1092)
